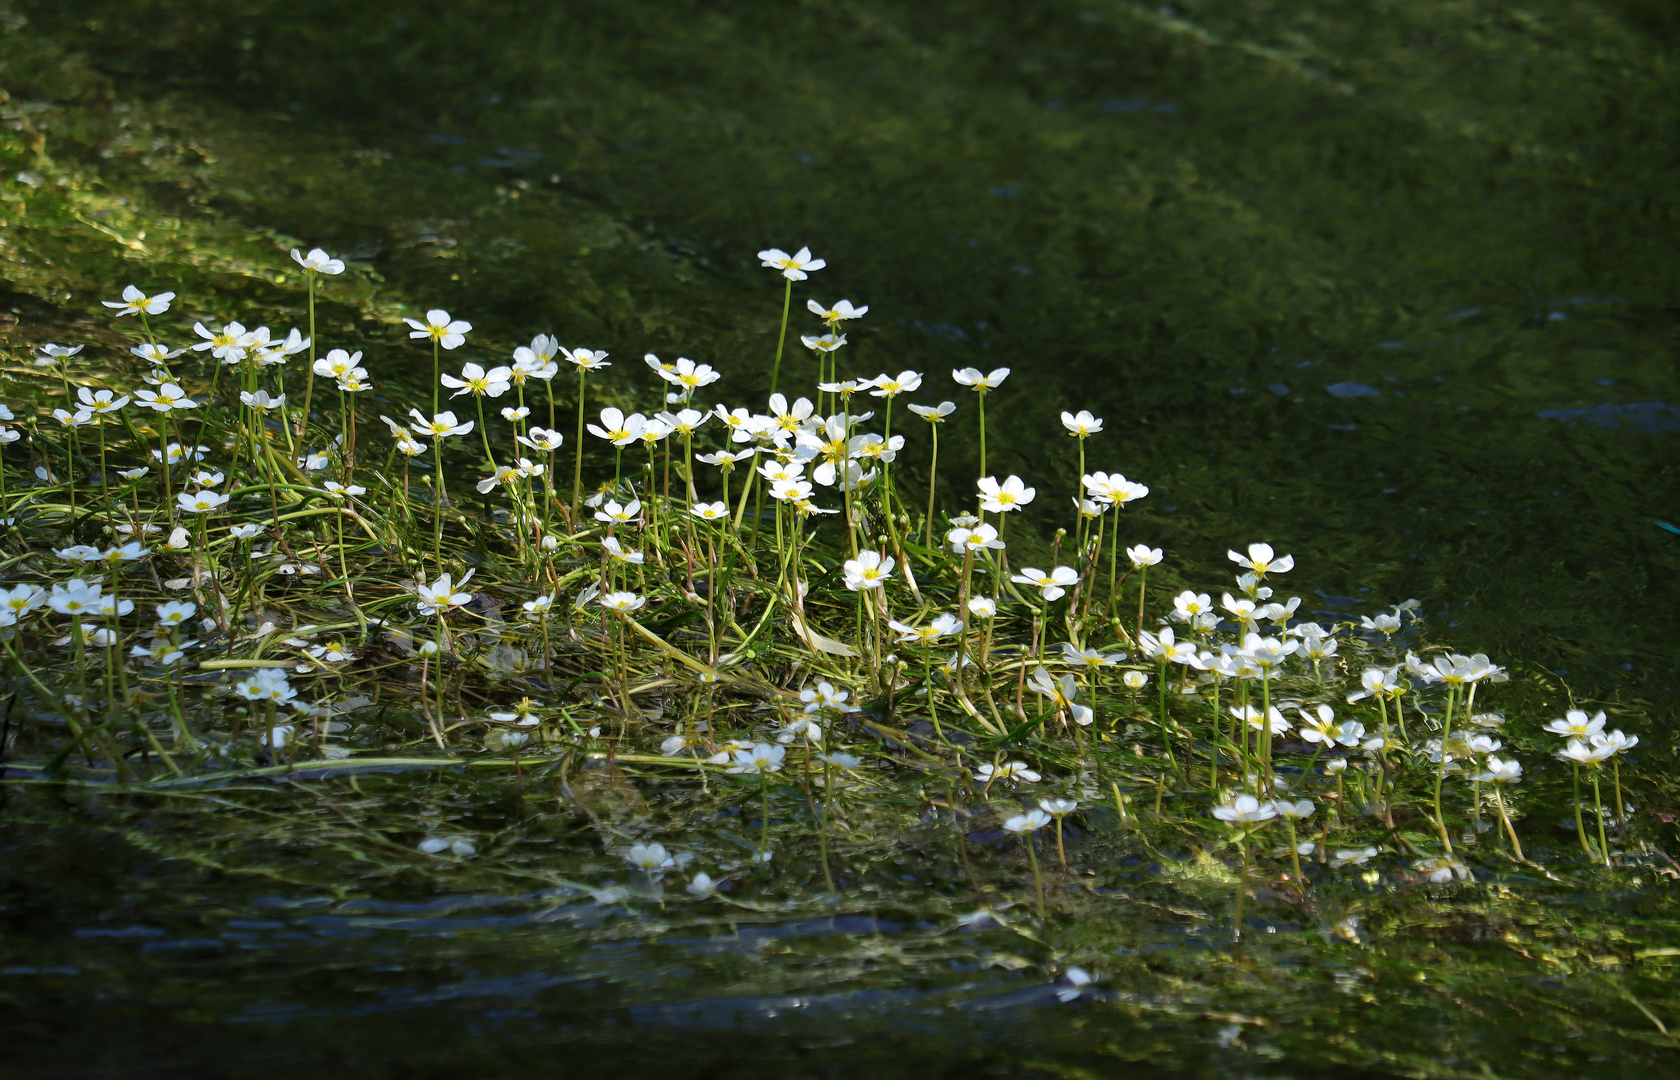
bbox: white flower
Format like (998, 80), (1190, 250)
(800, 681), (858, 715)
(1039, 798), (1078, 817)
(490, 698), (540, 732)
(800, 332), (847, 355)
(757, 245), (826, 281)
(952, 367), (1010, 391)
(233, 667), (296, 705)
(511, 336), (560, 382)
(687, 872), (718, 897)
(974, 761), (1040, 785)
(976, 474), (1035, 513)
(1240, 632), (1298, 674)
(1272, 798), (1315, 821)
(35, 343), (84, 366)
(593, 499), (642, 525)
(404, 308), (472, 350)
(967, 597), (997, 619)
(587, 406), (647, 447)
(150, 442), (211, 466)
(516, 426), (566, 452)
(1061, 410), (1103, 437)
(1593, 729), (1639, 756)
(729, 742), (787, 774)
(868, 370), (922, 397)
(602, 537), (644, 565)
(1346, 666), (1399, 703)
(291, 247), (346, 274)
(102, 284), (175, 317)
(1544, 709), (1606, 740)
(441, 362), (513, 399)
(947, 522), (1004, 555)
(133, 384), (198, 413)
(1012, 566), (1079, 602)
(312, 348), (362, 380)
(1171, 591), (1212, 622)
(1331, 846), (1379, 868)
(156, 601), (197, 627)
(626, 843), (676, 874)
(0, 584), (46, 617)
(1296, 705), (1339, 745)
(1081, 471), (1148, 506)
(807, 298), (868, 323)
(908, 401), (957, 423)
(1055, 968), (1094, 1002)
(1212, 795), (1277, 824)
(690, 501), (729, 522)
(321, 481), (366, 498)
(177, 490), (229, 514)
(1558, 738), (1614, 766)
(1002, 809), (1051, 835)
(415, 570), (475, 616)
(562, 347), (611, 371)
(758, 457), (805, 484)
(192, 321), (260, 362)
(1126, 545), (1163, 569)
(889, 614), (963, 643)
(1362, 612), (1402, 634)
(1228, 542), (1294, 576)
(307, 640), (356, 664)
(1060, 642), (1122, 669)
(768, 478), (813, 503)
(599, 591), (645, 614)
(1474, 756), (1523, 784)
(240, 390), (286, 411)
(650, 355), (721, 396)
(843, 550), (895, 591)
(1027, 668), (1079, 709)
(1137, 627), (1203, 668)
(476, 466), (521, 494)
(1230, 704), (1289, 736)
(76, 387), (130, 415)
(407, 409), (474, 438)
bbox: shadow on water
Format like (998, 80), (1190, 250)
(2, 0), (1680, 1074)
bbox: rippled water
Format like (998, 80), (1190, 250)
(3, 1), (1680, 1074)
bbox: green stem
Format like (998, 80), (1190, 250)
(1592, 770), (1611, 868)
(299, 270), (317, 439)
(1433, 685), (1456, 855)
(924, 421), (940, 548)
(769, 278), (792, 396)
(1025, 830), (1046, 919)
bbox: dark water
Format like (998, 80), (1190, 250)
(3, 1), (1680, 1074)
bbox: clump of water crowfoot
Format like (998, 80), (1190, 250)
(0, 240), (1669, 957)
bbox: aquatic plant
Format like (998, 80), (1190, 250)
(0, 241), (1666, 960)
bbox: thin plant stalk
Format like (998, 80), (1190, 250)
(769, 277), (793, 396)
